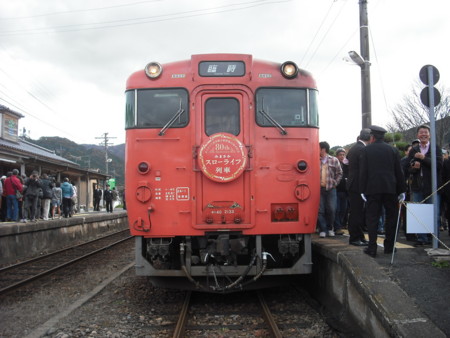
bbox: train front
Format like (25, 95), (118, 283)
(125, 54), (320, 292)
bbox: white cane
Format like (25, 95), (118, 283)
(390, 201), (403, 265)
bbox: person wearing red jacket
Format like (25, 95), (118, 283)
(3, 169), (23, 222)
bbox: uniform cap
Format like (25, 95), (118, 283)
(368, 125), (387, 135)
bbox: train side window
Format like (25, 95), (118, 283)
(255, 88), (312, 127)
(133, 89), (189, 129)
(125, 90), (136, 128)
(309, 89), (319, 127)
(205, 98), (240, 136)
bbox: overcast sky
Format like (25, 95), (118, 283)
(0, 0), (448, 147)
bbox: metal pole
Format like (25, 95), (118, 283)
(359, 0), (372, 128)
(427, 66), (438, 249)
(390, 203), (403, 265)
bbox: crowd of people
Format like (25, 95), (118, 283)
(0, 171), (120, 223)
(319, 124), (450, 257)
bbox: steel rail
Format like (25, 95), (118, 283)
(172, 291), (192, 338)
(0, 233), (132, 295)
(0, 229), (130, 273)
(257, 291), (282, 338)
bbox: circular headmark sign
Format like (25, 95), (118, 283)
(198, 133), (248, 183)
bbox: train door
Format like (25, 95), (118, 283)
(194, 89), (253, 229)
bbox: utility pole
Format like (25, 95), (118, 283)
(359, 0), (372, 128)
(349, 1), (372, 128)
(95, 133), (116, 175)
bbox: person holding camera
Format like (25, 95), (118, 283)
(407, 124), (443, 246)
(23, 171), (42, 222)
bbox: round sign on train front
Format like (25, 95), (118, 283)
(198, 133), (248, 183)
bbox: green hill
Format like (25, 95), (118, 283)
(24, 136), (125, 187)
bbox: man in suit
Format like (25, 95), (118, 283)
(93, 185), (102, 211)
(103, 184), (113, 213)
(359, 125), (406, 257)
(407, 124), (442, 245)
(346, 129), (371, 246)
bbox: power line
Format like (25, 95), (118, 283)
(0, 44), (94, 144)
(369, 26), (390, 112)
(0, 66), (82, 141)
(0, 92), (80, 141)
(300, 1), (336, 66)
(0, 0), (164, 20)
(318, 28), (358, 75)
(0, 0), (292, 36)
(0, 64), (59, 115)
(303, 0), (348, 69)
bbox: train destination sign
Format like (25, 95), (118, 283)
(199, 61), (245, 77)
(198, 133), (248, 182)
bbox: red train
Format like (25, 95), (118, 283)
(125, 54), (320, 292)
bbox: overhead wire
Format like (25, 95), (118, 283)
(0, 0), (293, 144)
(0, 49), (90, 142)
(0, 90), (80, 140)
(367, 0), (391, 114)
(0, 41), (59, 106)
(0, 0), (164, 20)
(369, 25), (390, 114)
(0, 0), (292, 36)
(318, 28), (358, 75)
(300, 1), (336, 66)
(303, 0), (348, 69)
(0, 55), (62, 116)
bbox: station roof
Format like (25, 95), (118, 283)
(0, 137), (77, 166)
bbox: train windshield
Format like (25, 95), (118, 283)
(255, 88), (319, 128)
(125, 88), (189, 129)
(205, 98), (240, 136)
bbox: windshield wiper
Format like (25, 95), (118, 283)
(158, 100), (185, 136)
(258, 99), (287, 135)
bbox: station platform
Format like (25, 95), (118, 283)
(311, 227), (450, 337)
(1, 209), (449, 336)
(0, 210), (128, 266)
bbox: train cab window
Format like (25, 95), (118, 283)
(126, 88), (189, 129)
(125, 90), (136, 128)
(256, 88), (317, 128)
(309, 90), (319, 127)
(205, 98), (240, 136)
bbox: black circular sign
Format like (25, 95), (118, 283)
(420, 87), (441, 107)
(419, 65), (440, 85)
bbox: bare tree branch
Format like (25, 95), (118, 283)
(389, 81), (450, 146)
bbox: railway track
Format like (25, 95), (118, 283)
(0, 229), (132, 295)
(172, 290), (282, 337)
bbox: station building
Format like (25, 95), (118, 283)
(0, 104), (109, 211)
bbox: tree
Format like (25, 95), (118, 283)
(387, 81), (450, 147)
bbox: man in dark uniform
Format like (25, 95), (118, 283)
(359, 125), (406, 257)
(346, 129), (371, 246)
(103, 184), (113, 213)
(93, 185), (102, 211)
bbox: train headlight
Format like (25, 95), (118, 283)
(138, 161), (150, 174)
(297, 160), (308, 172)
(145, 62), (163, 79)
(280, 61), (298, 79)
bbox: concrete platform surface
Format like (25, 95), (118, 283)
(313, 228), (450, 336)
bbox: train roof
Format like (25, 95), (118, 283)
(126, 53), (316, 90)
